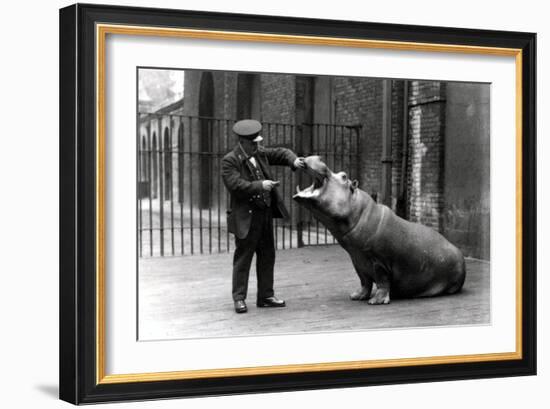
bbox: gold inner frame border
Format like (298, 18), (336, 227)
(95, 23), (523, 385)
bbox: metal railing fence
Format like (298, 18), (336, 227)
(137, 114), (361, 257)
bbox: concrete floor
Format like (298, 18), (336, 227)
(138, 245), (490, 341)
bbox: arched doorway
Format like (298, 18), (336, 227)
(198, 72), (214, 209)
(140, 135), (149, 198)
(141, 135), (148, 183)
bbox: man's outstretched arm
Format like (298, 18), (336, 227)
(262, 147), (306, 170)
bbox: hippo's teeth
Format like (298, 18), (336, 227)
(296, 185), (301, 193)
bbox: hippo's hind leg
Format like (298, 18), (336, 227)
(349, 255), (373, 301)
(446, 257), (467, 295)
(368, 265), (391, 305)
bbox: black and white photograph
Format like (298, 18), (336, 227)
(137, 68), (490, 341)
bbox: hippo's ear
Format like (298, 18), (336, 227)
(351, 179), (359, 192)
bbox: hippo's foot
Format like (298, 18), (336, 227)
(368, 289), (390, 305)
(350, 286), (371, 301)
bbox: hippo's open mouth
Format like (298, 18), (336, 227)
(294, 175), (326, 198)
(293, 161), (328, 199)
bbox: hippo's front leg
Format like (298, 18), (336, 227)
(350, 281), (372, 300)
(368, 265), (391, 305)
(368, 287), (390, 305)
(349, 255), (373, 301)
(350, 272), (373, 300)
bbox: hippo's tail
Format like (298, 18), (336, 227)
(446, 257), (466, 295)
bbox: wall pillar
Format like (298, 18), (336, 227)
(406, 81), (446, 231)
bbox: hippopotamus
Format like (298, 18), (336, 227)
(293, 156), (466, 305)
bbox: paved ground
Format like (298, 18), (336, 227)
(138, 245), (490, 341)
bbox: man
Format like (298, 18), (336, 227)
(222, 119), (305, 313)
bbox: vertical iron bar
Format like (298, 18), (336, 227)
(307, 115), (311, 246)
(270, 123), (278, 250)
(349, 126), (353, 179)
(208, 120), (213, 254)
(341, 126), (345, 180)
(189, 117), (194, 255)
(226, 119), (231, 253)
(169, 116), (175, 256)
(280, 123), (285, 250)
(296, 124), (304, 248)
(287, 124), (293, 249)
(315, 123), (320, 244)
(271, 123), (277, 248)
(201, 117), (204, 254)
(147, 120), (153, 256)
(332, 125), (336, 244)
(158, 117), (165, 256)
(217, 120), (222, 254)
(138, 123), (142, 257)
(324, 124), (330, 244)
(179, 119), (184, 255)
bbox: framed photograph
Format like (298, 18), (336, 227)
(59, 3), (536, 404)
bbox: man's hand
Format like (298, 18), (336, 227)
(262, 180), (280, 191)
(293, 157), (306, 169)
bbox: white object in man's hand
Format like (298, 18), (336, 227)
(294, 157), (306, 169)
(262, 180), (280, 191)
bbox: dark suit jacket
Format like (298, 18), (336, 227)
(222, 145), (298, 239)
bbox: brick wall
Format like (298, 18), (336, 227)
(406, 81), (446, 230)
(331, 78), (379, 195)
(329, 78), (406, 204)
(261, 74), (295, 124)
(223, 72), (238, 120)
(332, 77), (370, 124)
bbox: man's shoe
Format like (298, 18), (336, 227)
(234, 300), (248, 313)
(257, 296), (286, 308)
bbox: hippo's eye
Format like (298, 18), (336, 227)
(341, 173), (348, 181)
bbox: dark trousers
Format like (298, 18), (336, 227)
(232, 208), (275, 301)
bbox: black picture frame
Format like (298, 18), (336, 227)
(59, 3), (536, 405)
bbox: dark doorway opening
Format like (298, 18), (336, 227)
(163, 127), (172, 200)
(198, 72), (214, 209)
